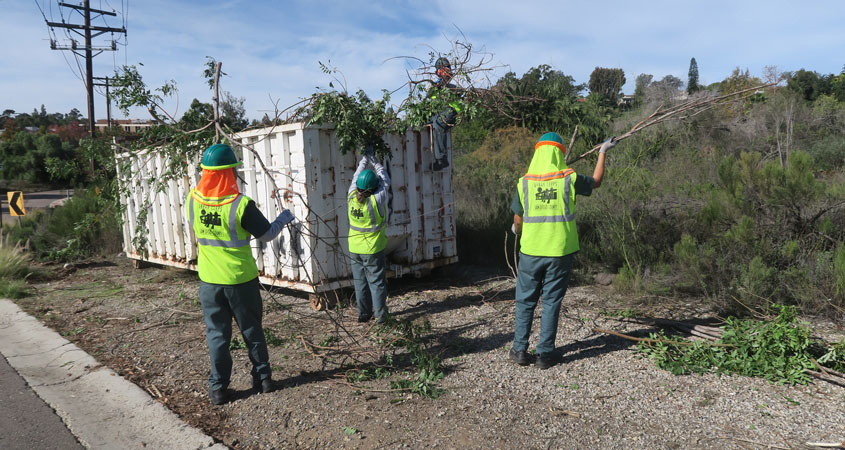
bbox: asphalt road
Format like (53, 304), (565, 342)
(0, 189), (74, 225)
(0, 353), (84, 450)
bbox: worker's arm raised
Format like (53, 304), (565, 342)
(592, 137), (616, 189)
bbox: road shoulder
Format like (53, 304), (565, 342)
(0, 299), (227, 450)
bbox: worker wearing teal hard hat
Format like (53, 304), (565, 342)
(510, 132), (618, 369)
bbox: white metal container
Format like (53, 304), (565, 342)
(115, 122), (457, 293)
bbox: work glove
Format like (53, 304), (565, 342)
(511, 223), (519, 235)
(277, 209), (295, 226)
(363, 144), (375, 157)
(599, 136), (617, 154)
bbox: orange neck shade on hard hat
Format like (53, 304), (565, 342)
(196, 168), (239, 199)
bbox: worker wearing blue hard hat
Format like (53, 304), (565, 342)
(509, 132), (618, 369)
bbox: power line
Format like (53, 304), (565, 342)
(39, 0), (126, 138)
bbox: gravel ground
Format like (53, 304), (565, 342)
(15, 257), (845, 449)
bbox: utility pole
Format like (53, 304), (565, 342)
(93, 76), (112, 128)
(44, 1), (126, 137)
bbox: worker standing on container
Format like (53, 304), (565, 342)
(509, 133), (617, 369)
(428, 57), (461, 171)
(347, 148), (391, 323)
(187, 143), (295, 405)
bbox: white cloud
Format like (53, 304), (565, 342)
(3, 0), (844, 121)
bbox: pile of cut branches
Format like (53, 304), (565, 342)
(595, 304), (845, 387)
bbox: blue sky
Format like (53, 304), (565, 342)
(2, 0), (844, 121)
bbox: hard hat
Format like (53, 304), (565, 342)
(356, 169), (379, 192)
(535, 132), (566, 153)
(200, 143), (242, 170)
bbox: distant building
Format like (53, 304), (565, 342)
(619, 94), (634, 107)
(95, 119), (154, 134)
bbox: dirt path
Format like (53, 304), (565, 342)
(16, 257), (845, 449)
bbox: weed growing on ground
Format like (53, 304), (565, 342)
(345, 317), (445, 399)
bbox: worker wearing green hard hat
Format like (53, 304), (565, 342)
(509, 132), (618, 369)
(347, 145), (391, 323)
(186, 143), (296, 405)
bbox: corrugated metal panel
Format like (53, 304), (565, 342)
(115, 122), (458, 292)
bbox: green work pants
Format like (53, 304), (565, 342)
(199, 278), (271, 390)
(350, 251), (388, 320)
(512, 253), (573, 355)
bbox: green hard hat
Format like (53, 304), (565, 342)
(356, 169), (379, 191)
(200, 143), (242, 170)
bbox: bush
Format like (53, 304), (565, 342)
(5, 188), (122, 262)
(0, 234), (32, 298)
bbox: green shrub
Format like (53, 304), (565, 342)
(4, 189), (122, 262)
(0, 234), (32, 298)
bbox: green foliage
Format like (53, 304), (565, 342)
(5, 188), (122, 262)
(308, 89), (399, 157)
(263, 327), (286, 347)
(589, 67), (626, 106)
(639, 305), (835, 385)
(787, 69), (832, 102)
(0, 234), (32, 298)
(229, 336), (247, 350)
(349, 317), (445, 399)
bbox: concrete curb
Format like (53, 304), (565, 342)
(0, 299), (227, 450)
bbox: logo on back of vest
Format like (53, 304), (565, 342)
(200, 209), (222, 228)
(535, 187), (557, 203)
(351, 208), (365, 220)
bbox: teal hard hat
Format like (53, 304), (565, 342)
(535, 132), (566, 152)
(200, 143), (242, 170)
(356, 169), (379, 191)
(538, 132), (564, 145)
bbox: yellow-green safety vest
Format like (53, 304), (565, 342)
(187, 190), (258, 284)
(348, 192), (386, 254)
(517, 167), (580, 257)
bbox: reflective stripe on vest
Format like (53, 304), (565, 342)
(518, 168), (580, 257)
(189, 194), (251, 247)
(187, 190), (258, 285)
(348, 192), (386, 254)
(348, 194), (385, 233)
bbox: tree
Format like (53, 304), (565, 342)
(179, 99), (214, 130)
(634, 73), (653, 106)
(646, 75), (684, 103)
(66, 108), (82, 122)
(489, 64), (584, 130)
(786, 69), (831, 102)
(221, 92), (248, 131)
(688, 58), (700, 94)
(589, 67), (626, 106)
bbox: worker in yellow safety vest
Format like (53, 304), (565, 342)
(347, 148), (391, 323)
(509, 132), (618, 369)
(186, 143), (295, 405)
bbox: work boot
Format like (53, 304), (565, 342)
(432, 158), (449, 171)
(536, 352), (559, 370)
(509, 348), (530, 366)
(357, 314), (372, 323)
(209, 388), (229, 405)
(253, 378), (275, 394)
